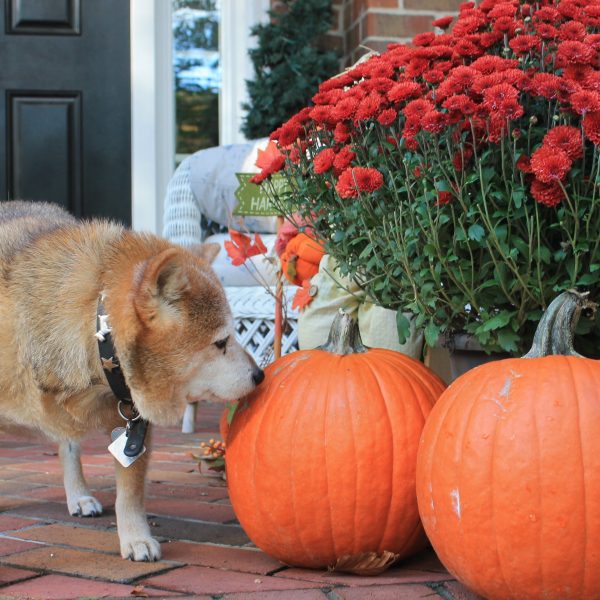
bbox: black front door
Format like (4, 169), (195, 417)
(0, 0), (131, 224)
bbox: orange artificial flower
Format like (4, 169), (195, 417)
(224, 230), (267, 266)
(292, 279), (316, 311)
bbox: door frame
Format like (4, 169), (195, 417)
(130, 0), (269, 234)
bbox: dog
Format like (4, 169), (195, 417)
(0, 201), (264, 561)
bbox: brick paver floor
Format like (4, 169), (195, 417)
(0, 401), (481, 599)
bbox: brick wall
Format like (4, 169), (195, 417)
(340, 0), (462, 65)
(270, 0), (462, 68)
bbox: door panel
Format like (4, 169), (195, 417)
(0, 0), (131, 224)
(8, 0), (81, 35)
(8, 93), (82, 213)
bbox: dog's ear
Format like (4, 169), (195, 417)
(189, 242), (220, 264)
(134, 248), (189, 326)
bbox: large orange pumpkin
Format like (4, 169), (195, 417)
(226, 311), (445, 571)
(416, 290), (600, 600)
(279, 232), (325, 286)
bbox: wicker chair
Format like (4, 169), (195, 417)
(163, 141), (299, 433)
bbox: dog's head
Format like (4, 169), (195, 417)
(111, 243), (264, 425)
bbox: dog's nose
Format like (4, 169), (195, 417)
(252, 367), (265, 385)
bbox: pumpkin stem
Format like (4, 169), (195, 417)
(523, 289), (597, 358)
(319, 310), (367, 355)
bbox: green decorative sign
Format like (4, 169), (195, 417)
(234, 173), (289, 216)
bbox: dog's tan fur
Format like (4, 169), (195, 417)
(0, 201), (262, 561)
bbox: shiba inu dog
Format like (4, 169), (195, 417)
(0, 201), (263, 561)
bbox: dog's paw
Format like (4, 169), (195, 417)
(120, 536), (161, 562)
(68, 495), (103, 517)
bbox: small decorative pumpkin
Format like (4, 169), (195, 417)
(279, 233), (325, 286)
(416, 290), (600, 600)
(226, 311), (445, 572)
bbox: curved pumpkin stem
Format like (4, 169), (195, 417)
(523, 290), (597, 359)
(319, 309), (367, 355)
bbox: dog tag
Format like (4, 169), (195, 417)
(108, 431), (146, 468)
(111, 427), (126, 442)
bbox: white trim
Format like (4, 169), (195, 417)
(219, 0), (270, 145)
(130, 0), (175, 234)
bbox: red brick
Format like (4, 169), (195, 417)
(336, 584), (438, 599)
(0, 538), (40, 557)
(13, 524), (121, 554)
(0, 496), (40, 512)
(0, 516), (40, 533)
(162, 541), (284, 574)
(3, 500), (118, 526)
(274, 566), (450, 587)
(0, 565), (38, 585)
(143, 565), (323, 595)
(225, 591), (327, 600)
(444, 581), (485, 599)
(0, 574), (183, 599)
(146, 482), (229, 501)
(1, 546), (172, 583)
(404, 0), (461, 10)
(0, 480), (44, 495)
(146, 498), (236, 523)
(365, 13), (434, 38)
(366, 0), (399, 6)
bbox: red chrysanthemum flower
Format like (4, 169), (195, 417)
(333, 122), (351, 144)
(421, 110), (447, 134)
(516, 155), (532, 173)
(377, 108), (397, 126)
(413, 32), (436, 46)
(355, 93), (385, 122)
(364, 77), (395, 94)
(275, 122), (302, 147)
(530, 146), (572, 183)
(570, 91), (600, 115)
(483, 84), (519, 111)
(583, 111), (600, 145)
(423, 69), (445, 84)
(509, 35), (541, 56)
(533, 6), (560, 22)
(362, 59), (395, 79)
(333, 146), (357, 175)
(335, 167), (384, 198)
(498, 100), (525, 120)
(535, 23), (558, 40)
(543, 125), (584, 160)
(531, 73), (563, 100)
(488, 2), (518, 18)
(435, 191), (453, 206)
(432, 16), (454, 29)
(309, 105), (336, 127)
(313, 148), (336, 174)
(332, 97), (359, 121)
(403, 99), (434, 119)
(530, 179), (567, 207)
(558, 21), (586, 42)
(442, 94), (477, 115)
(387, 81), (422, 104)
(556, 41), (596, 66)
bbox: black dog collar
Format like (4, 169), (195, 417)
(96, 297), (148, 458)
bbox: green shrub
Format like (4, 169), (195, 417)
(241, 0), (340, 140)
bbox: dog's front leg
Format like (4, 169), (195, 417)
(114, 435), (161, 561)
(59, 440), (103, 517)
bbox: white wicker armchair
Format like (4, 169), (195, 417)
(163, 141), (299, 433)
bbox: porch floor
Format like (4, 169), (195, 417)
(0, 402), (479, 599)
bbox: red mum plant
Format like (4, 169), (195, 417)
(253, 0), (600, 356)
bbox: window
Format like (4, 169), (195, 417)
(172, 0), (220, 157)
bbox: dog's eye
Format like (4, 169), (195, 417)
(214, 337), (229, 350)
